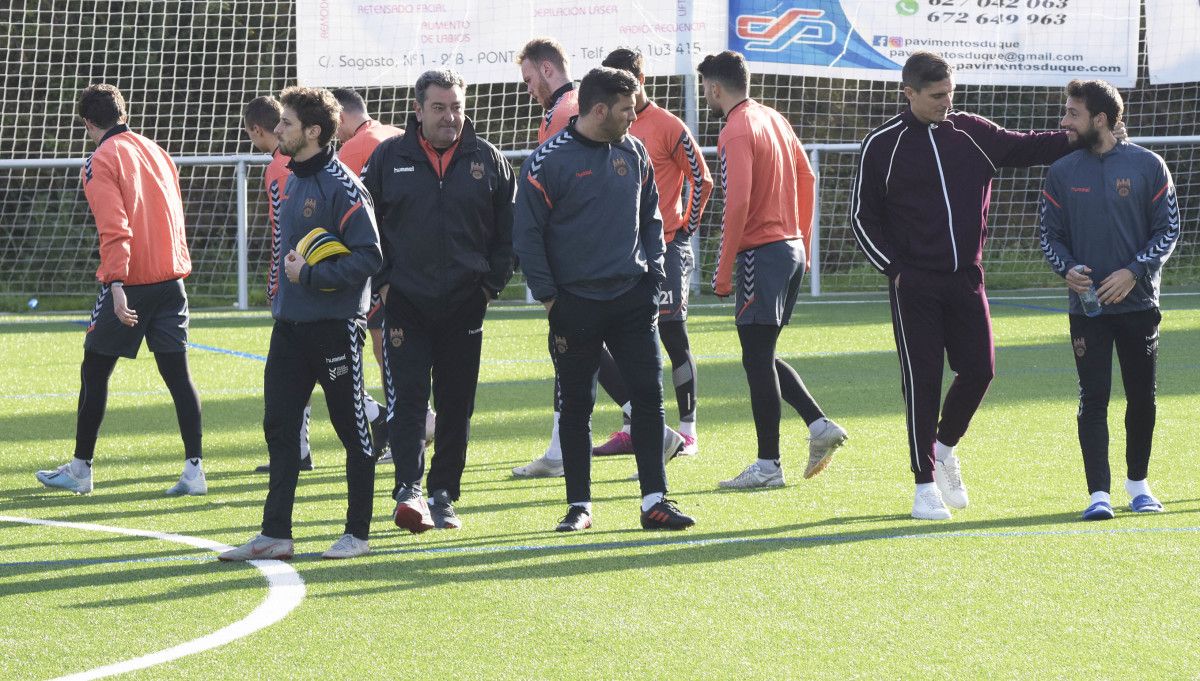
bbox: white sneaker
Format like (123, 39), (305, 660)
(934, 454), (969, 509)
(218, 534), (294, 561)
(35, 462), (93, 494)
(912, 487), (952, 520)
(166, 470), (207, 496)
(718, 461), (785, 489)
(322, 533), (369, 559)
(805, 418), (848, 479)
(425, 407), (437, 443)
(628, 426), (687, 481)
(662, 427), (685, 464)
(512, 452), (564, 478)
(375, 449), (393, 465)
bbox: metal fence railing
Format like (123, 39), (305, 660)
(3, 136), (1196, 309)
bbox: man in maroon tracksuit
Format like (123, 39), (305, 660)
(851, 52), (1073, 520)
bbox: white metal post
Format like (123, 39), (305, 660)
(235, 160), (249, 310)
(683, 73), (702, 294)
(809, 148), (822, 297)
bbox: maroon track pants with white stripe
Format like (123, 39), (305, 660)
(887, 265), (995, 484)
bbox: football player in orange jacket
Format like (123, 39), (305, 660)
(36, 84), (204, 496)
(698, 51), (848, 490)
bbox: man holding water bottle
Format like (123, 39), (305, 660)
(1039, 79), (1181, 521)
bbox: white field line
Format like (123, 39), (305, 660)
(0, 516), (304, 681)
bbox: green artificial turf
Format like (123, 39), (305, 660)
(2, 295), (1198, 679)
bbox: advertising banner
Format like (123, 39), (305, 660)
(296, 1), (726, 86)
(727, 0), (1139, 87)
(1145, 0), (1200, 84)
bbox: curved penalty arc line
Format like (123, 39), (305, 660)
(0, 515), (305, 681)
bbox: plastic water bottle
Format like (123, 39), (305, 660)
(1073, 265), (1102, 317)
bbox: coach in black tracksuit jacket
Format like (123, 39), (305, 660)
(361, 76), (515, 515)
(851, 54), (1072, 513)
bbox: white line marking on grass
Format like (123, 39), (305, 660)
(336, 523), (1200, 559)
(0, 516), (305, 681)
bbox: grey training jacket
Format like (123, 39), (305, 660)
(272, 146), (383, 322)
(513, 121), (665, 302)
(1039, 142), (1180, 316)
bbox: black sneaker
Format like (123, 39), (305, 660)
(640, 499), (695, 530)
(555, 505), (592, 532)
(428, 489), (462, 530)
(370, 412), (389, 458)
(254, 455), (315, 473)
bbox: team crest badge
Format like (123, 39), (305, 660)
(389, 328), (404, 348)
(303, 197), (317, 217)
(612, 156), (629, 176)
(470, 161), (485, 180)
(1115, 178), (1131, 197)
(1073, 337), (1086, 357)
(554, 335), (569, 354)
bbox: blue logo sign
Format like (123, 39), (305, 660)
(730, 0), (901, 70)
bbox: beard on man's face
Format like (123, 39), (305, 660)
(1071, 125), (1101, 149)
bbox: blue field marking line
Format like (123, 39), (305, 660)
(2, 524), (1197, 570)
(66, 319), (269, 362)
(988, 300), (1066, 313)
(24, 294), (1194, 376)
(187, 343), (267, 362)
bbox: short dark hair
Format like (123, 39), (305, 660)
(78, 84), (127, 129)
(601, 48), (644, 80)
(414, 69), (466, 105)
(1066, 79), (1124, 129)
(696, 51), (748, 93)
(278, 86), (342, 147)
(578, 67), (638, 116)
(518, 37), (568, 72)
(902, 52), (953, 91)
(243, 95), (282, 131)
(330, 88), (366, 115)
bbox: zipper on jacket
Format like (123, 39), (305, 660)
(927, 124), (959, 272)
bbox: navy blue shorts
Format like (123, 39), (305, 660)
(84, 279), (189, 358)
(658, 235), (694, 323)
(734, 239), (805, 327)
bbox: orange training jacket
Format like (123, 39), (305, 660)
(338, 119), (403, 176)
(629, 101), (713, 244)
(264, 147), (291, 300)
(538, 84), (579, 145)
(713, 99), (813, 297)
(81, 124), (191, 286)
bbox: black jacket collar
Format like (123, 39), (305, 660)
(287, 145), (335, 177)
(566, 119), (628, 149)
(724, 98), (750, 121)
(548, 82), (575, 110)
(98, 123), (131, 146)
